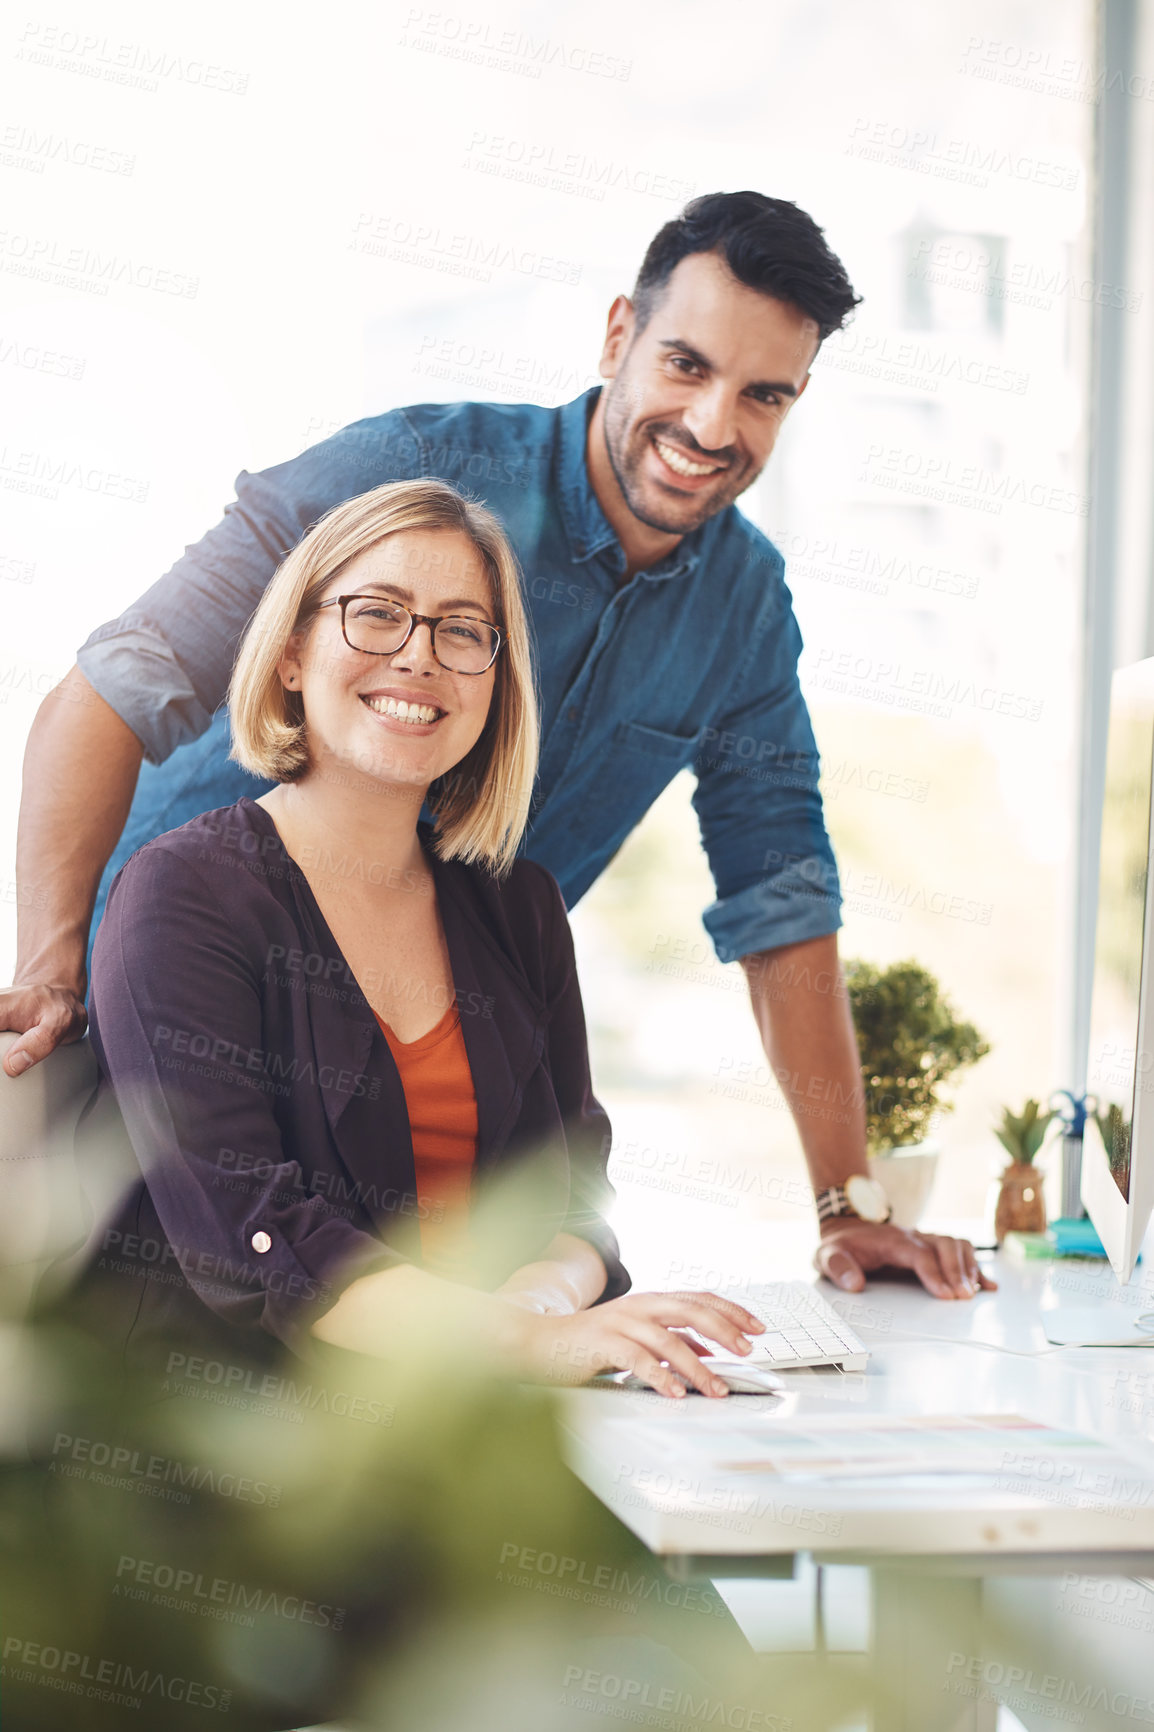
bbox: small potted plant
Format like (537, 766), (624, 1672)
(845, 959), (990, 1227)
(993, 1099), (1053, 1241)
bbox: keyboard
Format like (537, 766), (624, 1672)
(691, 1281), (870, 1392)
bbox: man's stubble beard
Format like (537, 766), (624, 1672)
(599, 372), (758, 537)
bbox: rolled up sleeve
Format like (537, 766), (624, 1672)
(692, 594), (842, 965)
(90, 845), (405, 1354)
(78, 622), (218, 765)
(77, 412), (424, 765)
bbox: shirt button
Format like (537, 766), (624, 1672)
(251, 1231), (272, 1254)
(567, 706), (580, 722)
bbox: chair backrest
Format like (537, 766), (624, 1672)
(0, 1034), (110, 1315)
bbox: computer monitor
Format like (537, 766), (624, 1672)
(1081, 656), (1154, 1283)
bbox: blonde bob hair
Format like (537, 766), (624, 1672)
(229, 478), (539, 875)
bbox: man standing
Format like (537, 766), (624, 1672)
(1, 191), (990, 1300)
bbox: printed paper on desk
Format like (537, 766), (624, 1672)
(624, 1412), (1154, 1499)
(716, 1416), (1102, 1480)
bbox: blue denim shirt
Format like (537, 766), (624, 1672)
(78, 389), (840, 963)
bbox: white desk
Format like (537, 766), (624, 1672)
(562, 1244), (1154, 1564)
(560, 1244), (1154, 1730)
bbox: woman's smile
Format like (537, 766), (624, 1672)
(359, 686), (448, 731)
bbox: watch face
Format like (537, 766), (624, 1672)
(845, 1174), (890, 1223)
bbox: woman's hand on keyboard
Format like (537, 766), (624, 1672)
(513, 1291), (765, 1398)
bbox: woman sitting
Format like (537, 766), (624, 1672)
(77, 479), (759, 1396)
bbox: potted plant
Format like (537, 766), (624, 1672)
(993, 1099), (1053, 1241)
(845, 959), (990, 1227)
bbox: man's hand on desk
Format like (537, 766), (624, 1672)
(815, 1218), (997, 1301)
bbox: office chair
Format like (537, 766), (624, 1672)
(0, 1032), (123, 1316)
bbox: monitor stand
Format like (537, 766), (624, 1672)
(1043, 1306), (1154, 1346)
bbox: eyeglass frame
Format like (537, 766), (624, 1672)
(313, 593), (503, 675)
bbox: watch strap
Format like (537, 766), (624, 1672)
(815, 1184), (852, 1222)
(815, 1182), (892, 1225)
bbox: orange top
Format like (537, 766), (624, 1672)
(375, 1004), (478, 1273)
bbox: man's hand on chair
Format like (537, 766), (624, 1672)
(0, 982), (87, 1076)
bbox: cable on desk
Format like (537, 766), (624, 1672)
(875, 1331), (1070, 1359)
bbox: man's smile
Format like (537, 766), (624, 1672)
(649, 434), (734, 488)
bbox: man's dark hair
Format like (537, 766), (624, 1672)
(632, 191), (860, 343)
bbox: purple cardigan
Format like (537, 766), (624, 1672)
(78, 799), (627, 1363)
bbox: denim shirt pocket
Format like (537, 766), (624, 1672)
(614, 719), (705, 760)
(607, 719), (705, 815)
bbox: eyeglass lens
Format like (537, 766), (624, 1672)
(343, 598), (498, 673)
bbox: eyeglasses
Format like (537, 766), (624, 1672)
(315, 594), (502, 676)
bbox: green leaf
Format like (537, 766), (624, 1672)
(845, 958), (990, 1154)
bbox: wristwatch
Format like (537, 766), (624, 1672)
(815, 1174), (892, 1225)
